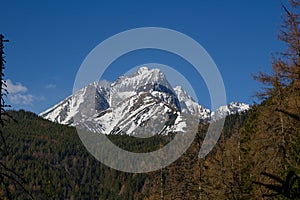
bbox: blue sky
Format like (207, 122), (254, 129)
(1, 0), (285, 113)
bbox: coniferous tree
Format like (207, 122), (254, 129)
(242, 1), (300, 198)
(0, 35), (33, 199)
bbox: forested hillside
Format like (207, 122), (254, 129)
(0, 110), (158, 199)
(1, 1), (300, 200)
(0, 109), (250, 200)
(0, 99), (299, 200)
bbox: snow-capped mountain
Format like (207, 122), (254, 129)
(173, 86), (210, 120)
(211, 102), (250, 121)
(40, 82), (110, 125)
(40, 66), (250, 135)
(109, 66), (180, 110)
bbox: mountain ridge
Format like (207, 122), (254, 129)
(40, 67), (250, 135)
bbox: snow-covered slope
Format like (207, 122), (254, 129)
(39, 82), (110, 125)
(40, 66), (250, 135)
(211, 102), (250, 121)
(110, 66), (180, 110)
(173, 86), (210, 120)
(40, 67), (186, 136)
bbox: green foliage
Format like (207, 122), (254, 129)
(2, 97), (298, 200)
(1, 110), (152, 199)
(0, 108), (255, 199)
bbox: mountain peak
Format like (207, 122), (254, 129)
(174, 85), (183, 91)
(137, 66), (150, 74)
(173, 86), (194, 102)
(174, 86), (186, 96)
(40, 67), (250, 135)
(113, 66), (170, 92)
(98, 80), (111, 88)
(136, 66), (161, 74)
(211, 101), (250, 121)
(133, 66), (164, 81)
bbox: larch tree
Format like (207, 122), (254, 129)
(244, 0), (300, 198)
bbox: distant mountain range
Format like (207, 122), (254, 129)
(40, 67), (249, 136)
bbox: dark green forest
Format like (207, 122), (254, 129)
(0, 110), (243, 199)
(1, 1), (300, 199)
(0, 104), (299, 199)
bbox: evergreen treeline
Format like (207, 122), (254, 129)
(0, 100), (299, 199)
(0, 110), (153, 199)
(0, 109), (247, 200)
(1, 1), (300, 199)
(0, 106), (296, 200)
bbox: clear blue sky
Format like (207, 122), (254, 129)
(1, 0), (285, 113)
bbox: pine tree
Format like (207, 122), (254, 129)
(0, 34), (10, 155)
(0, 35), (33, 199)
